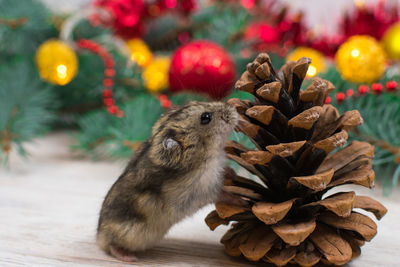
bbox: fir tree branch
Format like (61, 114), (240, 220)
(122, 140), (141, 151)
(0, 17), (27, 29)
(352, 128), (400, 163)
(58, 102), (103, 114)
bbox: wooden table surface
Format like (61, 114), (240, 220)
(1, 133), (399, 267)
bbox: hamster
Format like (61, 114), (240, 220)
(97, 101), (238, 261)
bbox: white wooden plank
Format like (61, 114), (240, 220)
(0, 133), (399, 266)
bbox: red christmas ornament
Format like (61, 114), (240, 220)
(169, 40), (236, 99)
(93, 0), (145, 38)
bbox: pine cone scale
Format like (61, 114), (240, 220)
(309, 223), (352, 265)
(271, 219), (316, 246)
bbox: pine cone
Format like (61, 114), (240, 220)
(205, 53), (387, 266)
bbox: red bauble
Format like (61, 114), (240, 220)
(177, 0), (197, 15)
(244, 22), (281, 44)
(169, 40), (236, 99)
(94, 0), (145, 38)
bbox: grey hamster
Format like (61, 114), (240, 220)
(97, 101), (238, 261)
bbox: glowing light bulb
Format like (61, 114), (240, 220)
(351, 49), (360, 58)
(142, 57), (170, 93)
(126, 38), (153, 67)
(56, 64), (67, 79)
(354, 0), (365, 8)
(307, 65), (317, 77)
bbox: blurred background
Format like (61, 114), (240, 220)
(1, 0), (400, 194)
(40, 0), (399, 34)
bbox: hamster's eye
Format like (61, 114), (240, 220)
(200, 112), (212, 125)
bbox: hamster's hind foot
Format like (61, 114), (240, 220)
(110, 245), (137, 262)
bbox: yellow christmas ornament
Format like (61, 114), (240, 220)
(286, 47), (326, 77)
(335, 35), (386, 83)
(126, 38), (153, 67)
(36, 39), (78, 86)
(142, 56), (170, 93)
(382, 22), (400, 60)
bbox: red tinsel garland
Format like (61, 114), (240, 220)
(76, 39), (124, 117)
(327, 81), (399, 104)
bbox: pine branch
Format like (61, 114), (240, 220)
(0, 17), (27, 29)
(0, 60), (57, 161)
(352, 128), (400, 163)
(0, 0), (56, 55)
(333, 91), (400, 194)
(75, 94), (164, 158)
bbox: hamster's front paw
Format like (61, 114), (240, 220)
(110, 245), (137, 262)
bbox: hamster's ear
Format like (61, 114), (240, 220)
(158, 135), (183, 167)
(162, 137), (179, 150)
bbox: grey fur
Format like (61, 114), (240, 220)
(97, 101), (238, 256)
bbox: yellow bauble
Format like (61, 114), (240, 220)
(286, 47), (326, 78)
(382, 22), (400, 60)
(126, 38), (153, 67)
(335, 35), (386, 83)
(36, 39), (78, 85)
(142, 57), (170, 93)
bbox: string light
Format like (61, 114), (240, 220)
(307, 66), (317, 77)
(35, 39), (78, 86)
(142, 57), (171, 93)
(351, 49), (360, 58)
(126, 38), (153, 67)
(56, 64), (67, 79)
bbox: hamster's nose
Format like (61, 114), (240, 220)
(221, 109), (238, 125)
